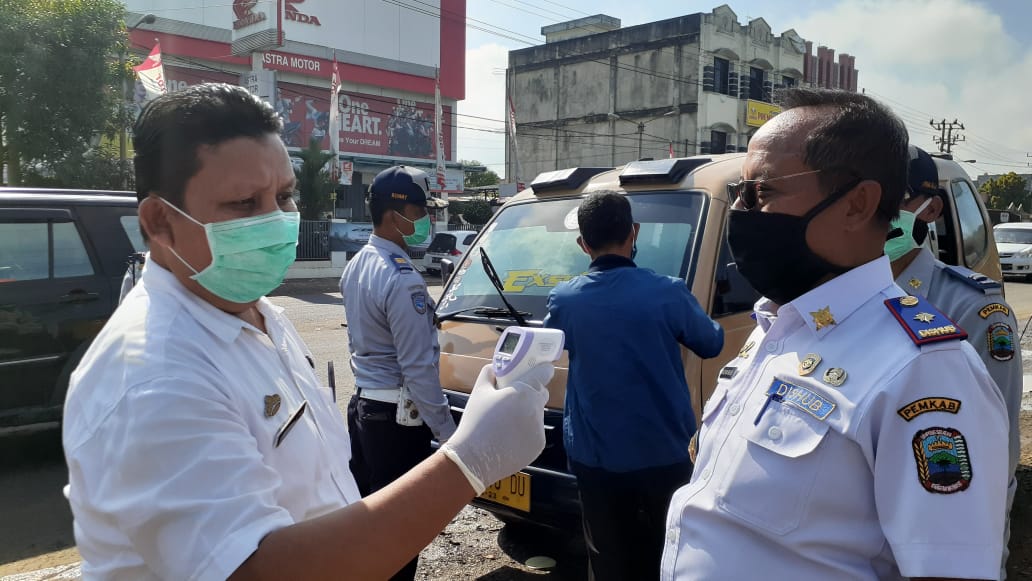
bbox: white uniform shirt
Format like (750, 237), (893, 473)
(661, 256), (1008, 580)
(63, 258), (361, 581)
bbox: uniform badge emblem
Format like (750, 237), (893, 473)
(899, 295), (919, 307)
(718, 366), (738, 380)
(979, 303), (1010, 319)
(264, 394), (281, 418)
(987, 322), (1015, 361)
(822, 367), (847, 387)
(897, 397), (961, 421)
(798, 353), (821, 376)
(810, 306), (836, 331)
(908, 278), (922, 290)
(688, 432), (698, 464)
(764, 378), (836, 421)
(914, 312), (935, 323)
(411, 292), (428, 315)
(912, 427), (973, 494)
(738, 340), (755, 358)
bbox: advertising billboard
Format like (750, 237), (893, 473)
(746, 99), (781, 128)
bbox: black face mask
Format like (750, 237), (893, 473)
(728, 179), (860, 305)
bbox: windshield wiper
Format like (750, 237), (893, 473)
(436, 306), (532, 324)
(479, 248), (528, 327)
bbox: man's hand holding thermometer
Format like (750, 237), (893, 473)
(439, 327), (565, 494)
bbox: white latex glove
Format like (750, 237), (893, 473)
(439, 363), (552, 494)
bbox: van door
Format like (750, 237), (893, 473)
(0, 208), (108, 424)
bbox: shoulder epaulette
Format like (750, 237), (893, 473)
(942, 265), (1001, 292)
(884, 294), (967, 346)
(388, 253), (414, 273)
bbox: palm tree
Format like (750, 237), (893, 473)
(294, 137), (334, 220)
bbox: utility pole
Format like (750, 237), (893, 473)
(929, 118), (965, 155)
(637, 122), (645, 160)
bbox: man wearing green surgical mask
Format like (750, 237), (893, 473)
(888, 145), (1021, 580)
(340, 165), (457, 581)
(62, 85), (553, 581)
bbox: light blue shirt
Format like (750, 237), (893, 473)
(339, 234), (455, 440)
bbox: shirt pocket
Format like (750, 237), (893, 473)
(715, 406), (829, 535)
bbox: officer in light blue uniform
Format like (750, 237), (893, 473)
(340, 165), (456, 581)
(888, 145), (1021, 578)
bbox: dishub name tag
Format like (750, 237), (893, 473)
(765, 379), (836, 421)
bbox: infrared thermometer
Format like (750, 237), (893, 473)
(493, 327), (565, 384)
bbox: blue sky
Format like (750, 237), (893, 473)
(458, 0), (1032, 179)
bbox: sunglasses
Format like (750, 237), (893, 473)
(726, 169), (824, 210)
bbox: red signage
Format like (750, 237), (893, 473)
(284, 0), (321, 25)
(275, 84), (452, 160)
(232, 0), (267, 30)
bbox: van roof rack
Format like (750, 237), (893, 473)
(618, 157), (712, 186)
(530, 167), (612, 193)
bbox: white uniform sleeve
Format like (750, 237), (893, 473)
(955, 297), (1022, 475)
(384, 272), (457, 440)
(859, 343), (1008, 579)
(66, 378), (294, 581)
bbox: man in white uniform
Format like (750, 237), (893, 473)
(888, 145), (1022, 579)
(662, 88), (1008, 580)
(63, 83), (552, 581)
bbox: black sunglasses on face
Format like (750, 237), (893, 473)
(726, 169), (824, 210)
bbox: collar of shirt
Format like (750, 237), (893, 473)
(369, 233), (406, 256)
(141, 257), (284, 343)
(757, 255), (896, 340)
(895, 246), (936, 296)
(589, 254), (636, 272)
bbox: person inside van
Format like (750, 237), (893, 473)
(887, 145), (1020, 580)
(543, 191), (724, 581)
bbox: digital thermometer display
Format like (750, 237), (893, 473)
(493, 327), (565, 384)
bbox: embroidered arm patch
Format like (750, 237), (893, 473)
(912, 427), (973, 494)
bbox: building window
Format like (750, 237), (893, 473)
(710, 130), (728, 154)
(749, 67), (766, 101)
(782, 75), (797, 88)
(714, 57), (730, 95)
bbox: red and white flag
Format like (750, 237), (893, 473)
(433, 69), (447, 192)
(508, 95), (524, 187)
(669, 142), (675, 158)
(328, 56), (342, 182)
(133, 42), (167, 102)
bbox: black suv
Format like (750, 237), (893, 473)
(0, 189), (142, 433)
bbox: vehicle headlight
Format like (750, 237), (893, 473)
(1018, 247), (1032, 257)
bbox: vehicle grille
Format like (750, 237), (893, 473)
(1000, 253), (1014, 258)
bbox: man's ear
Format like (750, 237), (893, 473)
(918, 196), (945, 223)
(841, 180), (882, 231)
(138, 196), (176, 249)
(577, 235), (591, 256)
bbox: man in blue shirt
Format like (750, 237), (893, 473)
(543, 191), (724, 581)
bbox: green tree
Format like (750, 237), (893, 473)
(0, 0), (127, 185)
(450, 199), (493, 225)
(462, 160), (500, 188)
(294, 138), (334, 220)
(22, 142), (130, 190)
(980, 172), (1029, 210)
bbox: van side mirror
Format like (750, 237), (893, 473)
(440, 258), (455, 284)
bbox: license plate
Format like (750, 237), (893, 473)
(480, 472), (530, 512)
(432, 257), (441, 263)
(1002, 263), (1013, 271)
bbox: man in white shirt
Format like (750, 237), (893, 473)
(63, 83), (552, 581)
(661, 88), (1007, 580)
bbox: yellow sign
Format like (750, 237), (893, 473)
(746, 100), (781, 128)
(502, 269), (577, 293)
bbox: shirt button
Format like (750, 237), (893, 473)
(728, 403), (741, 416)
(765, 342), (777, 353)
(700, 468), (711, 480)
(768, 426), (783, 441)
(666, 527), (679, 544)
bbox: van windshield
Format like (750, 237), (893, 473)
(436, 191), (707, 323)
(994, 228), (1032, 245)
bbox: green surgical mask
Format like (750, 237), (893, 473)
(395, 211), (431, 246)
(885, 198), (932, 262)
(159, 197), (300, 303)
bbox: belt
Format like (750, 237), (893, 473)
(359, 387), (401, 404)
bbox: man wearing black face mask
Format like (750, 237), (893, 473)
(661, 88), (1008, 581)
(888, 145), (1020, 580)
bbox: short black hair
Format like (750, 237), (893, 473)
(133, 83), (283, 207)
(368, 195), (410, 226)
(578, 191), (633, 250)
(780, 88), (909, 224)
